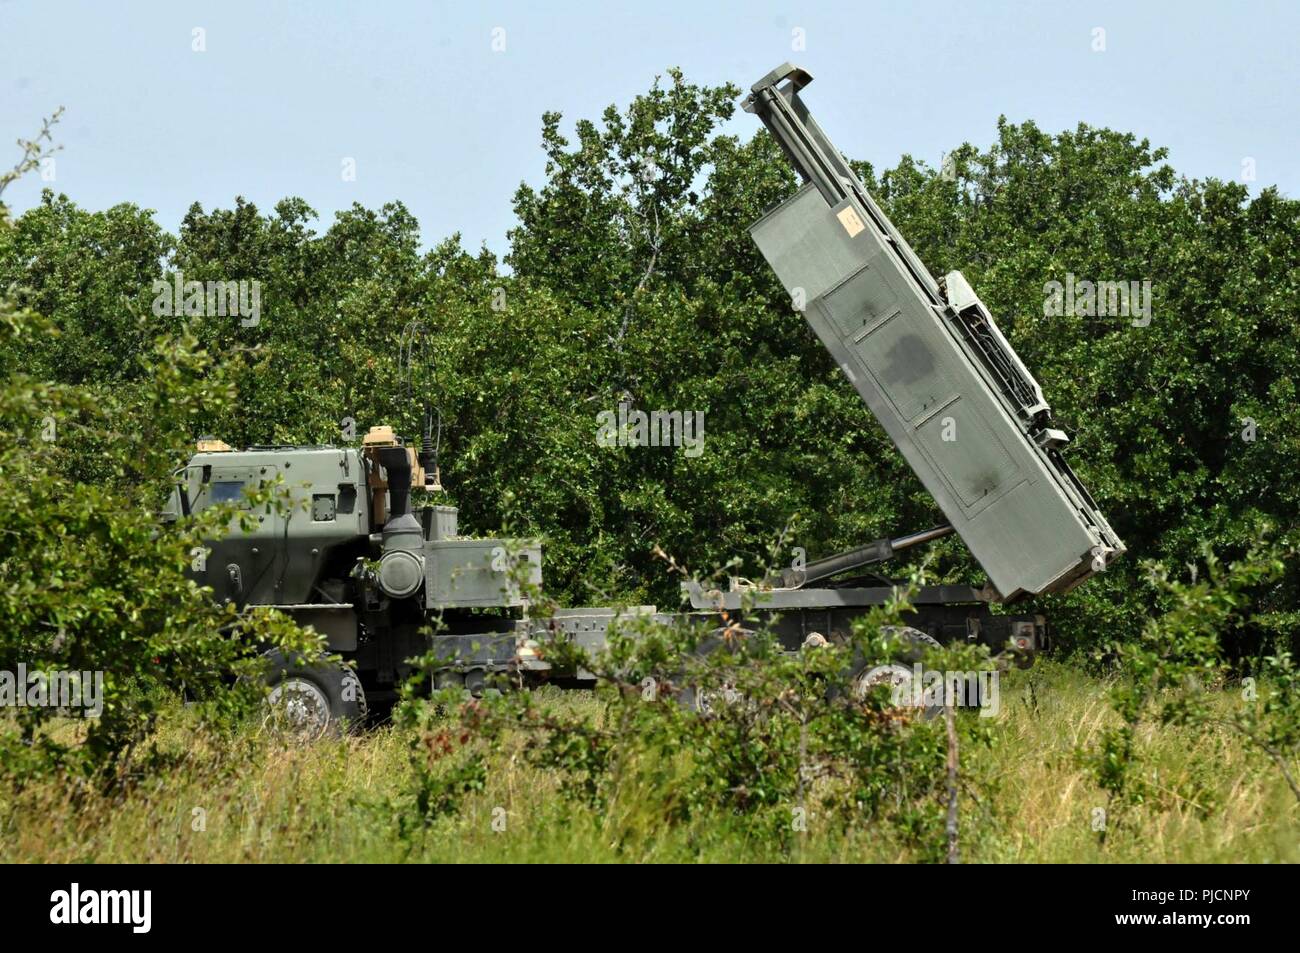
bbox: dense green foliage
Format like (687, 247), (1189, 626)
(0, 301), (319, 782)
(398, 577), (1002, 861)
(1080, 542), (1300, 843)
(0, 120), (320, 782)
(2, 68), (1296, 671)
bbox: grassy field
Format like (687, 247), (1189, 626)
(2, 660), (1296, 863)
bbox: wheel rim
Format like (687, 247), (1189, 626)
(854, 663), (916, 704)
(693, 682), (745, 714)
(266, 677), (331, 738)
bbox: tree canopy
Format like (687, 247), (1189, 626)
(2, 68), (1296, 656)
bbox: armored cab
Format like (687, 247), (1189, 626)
(162, 427), (540, 670)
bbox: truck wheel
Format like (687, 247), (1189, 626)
(685, 682), (749, 715)
(673, 626), (755, 714)
(261, 650), (367, 739)
(848, 626), (944, 719)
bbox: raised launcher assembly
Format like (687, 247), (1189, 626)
(743, 63), (1124, 599)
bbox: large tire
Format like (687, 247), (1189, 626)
(676, 679), (748, 715)
(846, 625), (944, 719)
(261, 650), (367, 739)
(672, 626), (755, 714)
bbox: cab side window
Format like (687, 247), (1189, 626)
(209, 480), (246, 505)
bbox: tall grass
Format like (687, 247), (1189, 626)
(1, 661), (1295, 863)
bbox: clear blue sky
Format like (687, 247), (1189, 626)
(2, 0), (1295, 257)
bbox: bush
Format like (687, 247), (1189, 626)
(396, 570), (1001, 861)
(0, 300), (319, 786)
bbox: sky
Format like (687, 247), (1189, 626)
(1, 0), (1296, 258)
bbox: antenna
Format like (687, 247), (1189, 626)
(398, 319), (442, 492)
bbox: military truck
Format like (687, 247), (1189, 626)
(163, 425), (551, 730)
(164, 63), (1123, 733)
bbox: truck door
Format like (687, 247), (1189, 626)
(186, 464), (280, 605)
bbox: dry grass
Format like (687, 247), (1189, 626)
(1, 663), (1296, 863)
